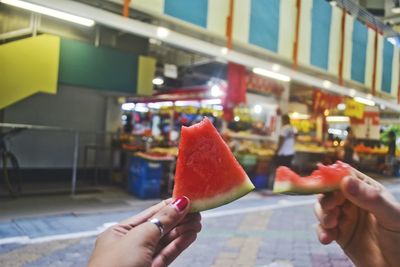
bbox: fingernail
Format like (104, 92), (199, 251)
(172, 196), (189, 212)
(347, 178), (359, 196)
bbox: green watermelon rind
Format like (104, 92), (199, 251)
(189, 176), (255, 212)
(273, 181), (340, 195)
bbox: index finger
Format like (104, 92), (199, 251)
(120, 198), (173, 226)
(318, 191), (346, 211)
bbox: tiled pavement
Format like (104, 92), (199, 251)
(1, 181), (400, 267)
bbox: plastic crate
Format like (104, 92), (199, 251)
(251, 174), (268, 189)
(128, 156), (164, 199)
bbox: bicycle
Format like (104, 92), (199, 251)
(0, 128), (24, 196)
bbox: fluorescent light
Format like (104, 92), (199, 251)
(135, 106), (149, 113)
(152, 77), (164, 85)
(147, 101), (173, 109)
(326, 116), (350, 122)
(289, 112), (310, 120)
(252, 67), (291, 82)
(121, 103), (135, 111)
(214, 105), (223, 111)
(354, 97), (375, 106)
(156, 27), (170, 38)
(211, 85), (224, 97)
(323, 80), (332, 89)
(253, 104), (262, 114)
(175, 100), (199, 107)
(202, 99), (222, 105)
(0, 0), (95, 27)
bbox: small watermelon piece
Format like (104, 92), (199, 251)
(173, 118), (255, 212)
(273, 161), (352, 194)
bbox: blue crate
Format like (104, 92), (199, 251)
(128, 156), (164, 199)
(251, 174), (268, 189)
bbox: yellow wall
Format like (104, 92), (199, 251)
(0, 34), (60, 109)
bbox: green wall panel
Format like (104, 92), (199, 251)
(59, 38), (138, 94)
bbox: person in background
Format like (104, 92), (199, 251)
(386, 131), (397, 176)
(275, 114), (297, 168)
(343, 126), (356, 166)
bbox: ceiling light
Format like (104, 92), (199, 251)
(349, 89), (356, 97)
(121, 103), (135, 111)
(152, 77), (164, 85)
(211, 85), (224, 97)
(354, 96), (375, 106)
(202, 99), (222, 105)
(234, 116), (240, 122)
(289, 112), (310, 120)
(380, 104), (386, 110)
(220, 47), (229, 55)
(0, 0), (95, 27)
(253, 105), (262, 114)
(326, 116), (350, 122)
(135, 106), (149, 113)
(272, 64), (281, 72)
(156, 27), (170, 38)
(323, 80), (332, 88)
(252, 68), (291, 82)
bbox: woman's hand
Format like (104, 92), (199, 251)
(88, 197), (202, 267)
(314, 169), (400, 267)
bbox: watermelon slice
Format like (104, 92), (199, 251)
(173, 118), (255, 212)
(273, 161), (352, 194)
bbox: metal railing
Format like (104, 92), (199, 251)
(0, 123), (117, 196)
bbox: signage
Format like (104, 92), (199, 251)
(344, 98), (364, 119)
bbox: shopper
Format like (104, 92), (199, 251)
(343, 126), (357, 165)
(386, 131), (397, 176)
(314, 169), (400, 267)
(275, 114), (297, 168)
(88, 197), (201, 267)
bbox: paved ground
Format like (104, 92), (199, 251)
(1, 179), (400, 267)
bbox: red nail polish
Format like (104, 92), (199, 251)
(172, 196), (189, 212)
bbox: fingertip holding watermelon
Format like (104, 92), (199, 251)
(273, 161), (351, 194)
(173, 118), (255, 212)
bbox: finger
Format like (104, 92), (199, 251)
(125, 196), (190, 250)
(152, 231), (197, 267)
(119, 199), (172, 226)
(314, 202), (340, 229)
(160, 217), (202, 245)
(178, 212), (201, 225)
(318, 191), (346, 211)
(316, 224), (337, 245)
(340, 176), (400, 229)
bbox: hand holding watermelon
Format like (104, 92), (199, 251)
(314, 169), (400, 267)
(89, 197), (202, 267)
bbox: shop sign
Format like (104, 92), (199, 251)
(312, 90), (343, 113)
(246, 73), (284, 96)
(344, 98), (364, 119)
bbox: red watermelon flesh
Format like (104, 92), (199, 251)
(273, 161), (351, 194)
(173, 118), (255, 212)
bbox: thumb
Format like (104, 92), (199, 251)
(126, 196), (190, 250)
(341, 175), (400, 229)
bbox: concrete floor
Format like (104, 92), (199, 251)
(0, 176), (399, 267)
